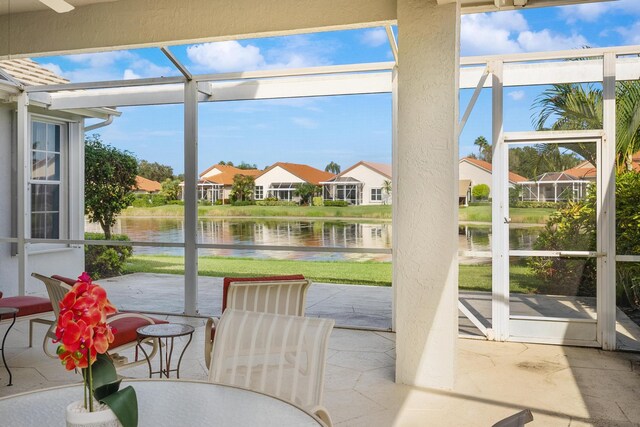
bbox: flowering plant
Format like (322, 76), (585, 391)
(55, 272), (137, 427)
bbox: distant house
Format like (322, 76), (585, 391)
(133, 176), (162, 194)
(321, 161), (392, 205)
(519, 172), (590, 202)
(458, 157), (526, 200)
(563, 160), (597, 181)
(459, 179), (472, 206)
(188, 164), (261, 203)
(254, 162), (334, 202)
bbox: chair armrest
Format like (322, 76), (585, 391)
(204, 316), (220, 369)
(106, 312), (159, 325)
(307, 405), (332, 427)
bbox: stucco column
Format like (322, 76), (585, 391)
(395, 0), (460, 389)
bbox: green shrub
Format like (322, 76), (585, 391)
(255, 200), (297, 206)
(511, 201), (565, 209)
(84, 233), (133, 279)
(167, 200), (184, 205)
(471, 184), (490, 201)
(214, 199), (231, 205)
(324, 200), (349, 207)
(529, 173), (640, 305)
(232, 200), (256, 206)
(312, 196), (324, 207)
(131, 194), (167, 207)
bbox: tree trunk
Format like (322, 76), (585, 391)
(100, 221), (112, 240)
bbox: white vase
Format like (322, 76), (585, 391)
(66, 400), (122, 427)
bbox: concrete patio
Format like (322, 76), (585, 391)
(1, 274), (640, 425)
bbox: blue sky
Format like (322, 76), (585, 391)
(35, 0), (640, 174)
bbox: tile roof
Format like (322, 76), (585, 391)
(257, 162), (335, 185)
(0, 59), (68, 86)
(563, 160), (597, 179)
(135, 176), (162, 193)
(460, 157), (527, 183)
(201, 164), (261, 186)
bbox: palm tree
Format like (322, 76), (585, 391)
(532, 82), (640, 171)
(473, 136), (491, 162)
(382, 179), (392, 205)
(325, 161), (341, 174)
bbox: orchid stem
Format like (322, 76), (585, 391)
(83, 369), (87, 409)
(88, 349), (94, 412)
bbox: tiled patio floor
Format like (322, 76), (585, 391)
(1, 274), (640, 425)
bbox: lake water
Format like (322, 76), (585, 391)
(86, 218), (542, 262)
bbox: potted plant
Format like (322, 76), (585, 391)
(55, 272), (138, 427)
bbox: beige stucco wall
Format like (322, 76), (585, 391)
(394, 0), (459, 389)
(341, 164), (392, 205)
(459, 161), (493, 197)
(0, 0), (396, 58)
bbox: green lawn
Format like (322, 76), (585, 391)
(458, 205), (555, 224)
(122, 204), (393, 219)
(125, 255), (543, 293)
(123, 204), (554, 224)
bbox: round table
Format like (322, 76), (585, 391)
(0, 307), (18, 386)
(136, 323), (194, 379)
(0, 379), (325, 426)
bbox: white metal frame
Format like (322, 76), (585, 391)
(501, 131), (605, 347)
(1, 43), (638, 348)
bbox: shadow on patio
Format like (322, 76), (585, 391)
(1, 272), (639, 425)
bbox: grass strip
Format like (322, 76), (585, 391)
(125, 255), (542, 293)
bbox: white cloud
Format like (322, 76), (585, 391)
(507, 90), (525, 101)
(66, 51), (134, 67)
(39, 62), (63, 76)
(461, 11), (589, 56)
(123, 69), (141, 80)
(461, 12), (529, 55)
(559, 4), (610, 24)
(291, 117), (318, 129)
(187, 41), (265, 72)
(517, 30), (588, 52)
(35, 49), (176, 83)
(617, 21), (640, 45)
(360, 28), (387, 47)
(187, 36), (332, 73)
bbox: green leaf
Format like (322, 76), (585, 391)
(94, 379), (122, 401)
(89, 353), (119, 390)
(101, 386), (138, 427)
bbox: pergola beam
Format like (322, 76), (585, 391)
(46, 72), (392, 109)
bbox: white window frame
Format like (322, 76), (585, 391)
(28, 114), (70, 251)
(371, 187), (383, 202)
(255, 185), (263, 200)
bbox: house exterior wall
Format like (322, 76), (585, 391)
(332, 164), (391, 205)
(254, 166), (306, 201)
(459, 161), (493, 197)
(0, 104), (85, 297)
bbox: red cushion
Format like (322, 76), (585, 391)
(108, 315), (168, 350)
(51, 275), (78, 286)
(0, 296), (53, 317)
(222, 275), (305, 311)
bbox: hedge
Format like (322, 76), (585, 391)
(85, 232), (133, 279)
(324, 200), (349, 207)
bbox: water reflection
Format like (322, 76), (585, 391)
(86, 218), (542, 262)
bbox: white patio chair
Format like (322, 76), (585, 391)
(208, 309), (335, 426)
(31, 272), (165, 370)
(204, 275), (311, 368)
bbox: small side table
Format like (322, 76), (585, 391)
(0, 307), (18, 386)
(136, 323), (194, 379)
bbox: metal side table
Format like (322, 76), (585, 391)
(136, 323), (194, 379)
(0, 307), (18, 386)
